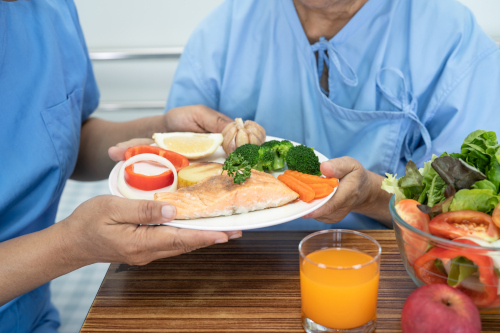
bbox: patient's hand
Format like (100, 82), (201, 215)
(164, 105), (232, 134)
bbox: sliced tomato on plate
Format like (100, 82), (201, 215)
(429, 210), (500, 243)
(396, 199), (431, 265)
(124, 145), (189, 191)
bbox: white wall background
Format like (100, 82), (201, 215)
(73, 0), (500, 121)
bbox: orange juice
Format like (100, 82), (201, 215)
(300, 248), (379, 329)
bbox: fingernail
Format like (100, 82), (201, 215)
(229, 233), (242, 240)
(215, 238), (228, 244)
(161, 205), (176, 220)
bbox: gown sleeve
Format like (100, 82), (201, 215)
(165, 0), (235, 112)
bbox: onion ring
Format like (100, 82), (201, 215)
(118, 153), (178, 200)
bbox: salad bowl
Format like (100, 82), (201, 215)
(390, 196), (500, 313)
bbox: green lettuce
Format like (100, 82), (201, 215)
(447, 256), (478, 287)
(449, 189), (500, 214)
(460, 130), (499, 173)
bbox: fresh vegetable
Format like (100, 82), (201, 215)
(306, 183), (334, 199)
(286, 144), (321, 176)
(428, 211), (500, 242)
(277, 173), (315, 203)
(223, 141), (321, 184)
(222, 152), (252, 185)
(413, 238), (499, 307)
(258, 140), (294, 170)
(177, 162), (223, 188)
(395, 199), (431, 264)
(221, 118), (266, 155)
(493, 202), (500, 229)
(123, 145), (188, 191)
(284, 170), (339, 188)
(118, 153), (178, 200)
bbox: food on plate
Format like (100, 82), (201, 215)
(401, 284), (481, 333)
(221, 118), (266, 155)
(307, 183), (335, 199)
(283, 170), (339, 188)
(259, 140), (294, 171)
(154, 170), (299, 219)
(118, 153), (178, 200)
(152, 132), (223, 160)
(123, 145), (188, 191)
(223, 141), (320, 184)
(382, 129), (500, 308)
(277, 173), (315, 203)
(285, 144), (321, 176)
(177, 162), (223, 188)
(394, 199), (430, 264)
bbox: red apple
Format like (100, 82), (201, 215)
(401, 284), (481, 333)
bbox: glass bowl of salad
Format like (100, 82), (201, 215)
(390, 196), (500, 313)
(384, 130), (500, 313)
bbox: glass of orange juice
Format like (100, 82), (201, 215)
(299, 229), (381, 333)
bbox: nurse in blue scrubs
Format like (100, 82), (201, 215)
(0, 1), (240, 331)
(166, 0), (500, 230)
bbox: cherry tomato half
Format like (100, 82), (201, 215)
(429, 210), (500, 243)
(396, 199), (431, 265)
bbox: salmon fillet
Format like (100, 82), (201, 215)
(154, 170), (299, 219)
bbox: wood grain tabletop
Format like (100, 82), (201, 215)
(80, 230), (500, 333)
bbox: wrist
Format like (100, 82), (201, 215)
(52, 219), (95, 268)
(353, 171), (392, 225)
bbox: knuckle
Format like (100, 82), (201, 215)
(138, 200), (157, 224)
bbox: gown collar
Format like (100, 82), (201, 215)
(280, 0), (387, 73)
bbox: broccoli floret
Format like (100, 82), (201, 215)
(259, 140), (294, 170)
(222, 152), (252, 184)
(232, 144), (260, 167)
(286, 145), (321, 175)
(257, 145), (275, 171)
(222, 144), (260, 184)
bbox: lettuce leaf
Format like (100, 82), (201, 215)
(447, 256), (478, 287)
(460, 130), (499, 173)
(381, 173), (406, 203)
(449, 189), (500, 214)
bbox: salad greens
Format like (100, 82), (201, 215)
(382, 130), (500, 213)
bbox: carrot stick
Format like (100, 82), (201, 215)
(277, 174), (315, 203)
(284, 170), (339, 188)
(308, 183), (335, 199)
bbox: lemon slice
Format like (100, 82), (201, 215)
(153, 132), (223, 160)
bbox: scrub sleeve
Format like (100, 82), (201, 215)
(0, 0), (99, 331)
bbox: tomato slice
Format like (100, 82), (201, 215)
(124, 145), (189, 191)
(492, 202), (500, 229)
(413, 239), (499, 307)
(429, 211), (500, 242)
(395, 199), (431, 265)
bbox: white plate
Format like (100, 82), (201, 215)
(108, 136), (336, 231)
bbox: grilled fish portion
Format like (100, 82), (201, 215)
(154, 170), (299, 219)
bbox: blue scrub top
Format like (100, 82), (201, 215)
(0, 0), (99, 331)
(166, 0), (500, 230)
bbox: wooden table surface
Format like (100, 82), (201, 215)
(81, 230), (500, 332)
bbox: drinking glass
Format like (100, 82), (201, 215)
(299, 229), (382, 333)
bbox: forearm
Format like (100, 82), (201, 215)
(72, 116), (167, 181)
(0, 222), (87, 305)
(354, 171), (393, 228)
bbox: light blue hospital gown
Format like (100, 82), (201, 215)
(0, 0), (99, 331)
(166, 0), (500, 230)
